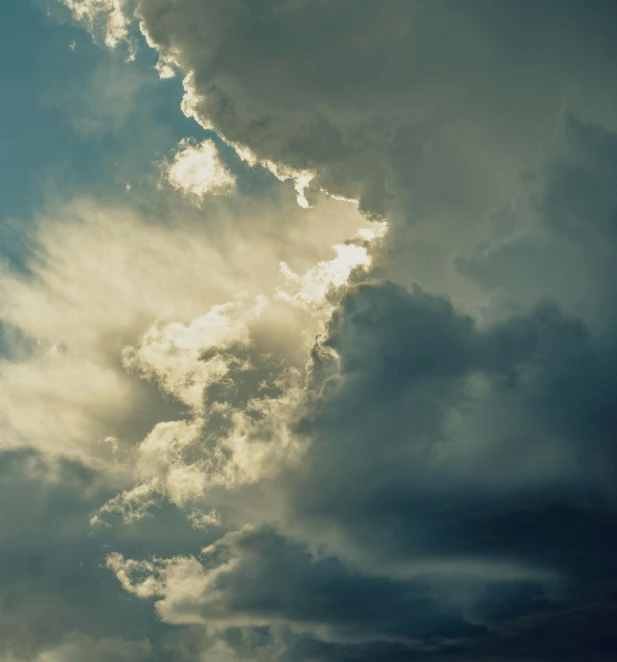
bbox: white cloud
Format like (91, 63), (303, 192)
(0, 202), (240, 457)
(164, 139), (236, 201)
(136, 419), (202, 479)
(0, 201), (238, 348)
(90, 478), (161, 526)
(91, 419), (205, 523)
(277, 243), (371, 314)
(0, 190), (370, 462)
(165, 463), (208, 507)
(106, 552), (208, 623)
(0, 347), (134, 456)
(215, 372), (305, 485)
(93, 356), (306, 524)
(60, 0), (132, 52)
(276, 224), (387, 314)
(188, 507), (222, 530)
(122, 297), (265, 411)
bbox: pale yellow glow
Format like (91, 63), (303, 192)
(0, 193), (370, 459)
(61, 0), (131, 51)
(293, 172), (315, 209)
(277, 243), (371, 313)
(122, 300), (259, 412)
(355, 221), (388, 242)
(164, 139), (235, 200)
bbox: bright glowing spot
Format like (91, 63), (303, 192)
(155, 60), (176, 79)
(61, 0), (131, 51)
(122, 297), (265, 412)
(277, 243), (371, 313)
(356, 221), (389, 241)
(293, 173), (315, 209)
(165, 139), (235, 200)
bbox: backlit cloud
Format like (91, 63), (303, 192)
(4, 2), (617, 661)
(163, 139), (236, 201)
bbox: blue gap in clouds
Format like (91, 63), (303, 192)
(0, 0), (202, 268)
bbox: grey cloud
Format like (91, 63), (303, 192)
(459, 113), (617, 329)
(0, 449), (218, 660)
(134, 0), (617, 221)
(106, 276), (617, 661)
(275, 276), (617, 660)
(124, 524), (490, 643)
(293, 278), (616, 526)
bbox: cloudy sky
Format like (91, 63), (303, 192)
(1, 1), (617, 660)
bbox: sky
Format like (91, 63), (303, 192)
(1, 1), (617, 661)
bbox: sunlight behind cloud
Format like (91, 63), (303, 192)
(277, 243), (372, 313)
(0, 193), (370, 460)
(61, 0), (131, 51)
(122, 296), (267, 413)
(164, 139), (236, 200)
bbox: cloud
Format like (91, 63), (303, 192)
(0, 450), (146, 658)
(276, 233), (378, 315)
(0, 191), (370, 457)
(459, 112), (617, 329)
(15, 2), (617, 661)
(163, 139), (236, 200)
(100, 272), (617, 660)
(0, 201), (230, 457)
(63, 0), (617, 224)
(92, 323), (308, 526)
(102, 207), (617, 661)
(60, 0), (132, 51)
(107, 525), (501, 643)
(122, 298), (261, 412)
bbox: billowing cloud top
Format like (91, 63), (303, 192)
(1, 1), (617, 661)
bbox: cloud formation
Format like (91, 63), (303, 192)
(4, 1), (617, 661)
(163, 139), (236, 200)
(63, 0), (617, 220)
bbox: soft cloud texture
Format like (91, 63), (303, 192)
(164, 139), (236, 200)
(64, 0), (617, 219)
(61, 0), (132, 50)
(0, 191), (370, 457)
(5, 2), (617, 661)
(459, 112), (617, 330)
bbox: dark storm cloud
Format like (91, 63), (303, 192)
(266, 116), (617, 657)
(186, 525), (487, 641)
(253, 281), (616, 661)
(0, 450), (135, 656)
(255, 117), (617, 658)
(116, 273), (617, 660)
